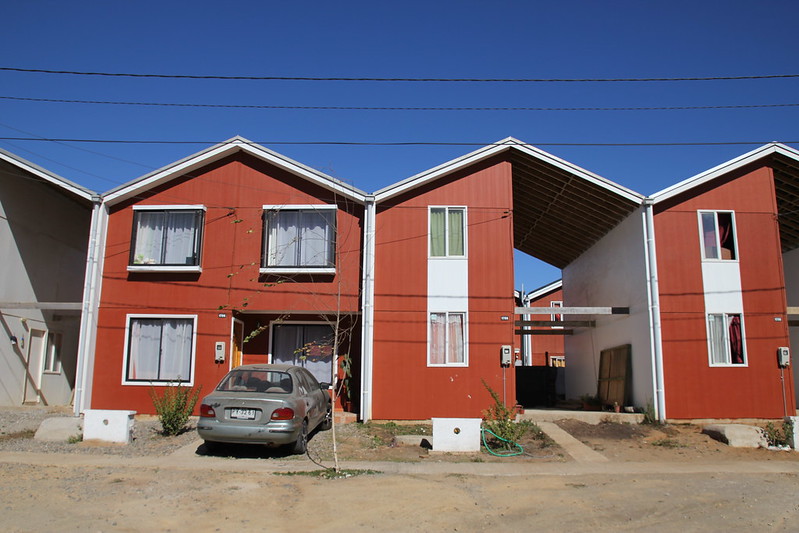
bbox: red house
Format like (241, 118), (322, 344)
(80, 138), (367, 414)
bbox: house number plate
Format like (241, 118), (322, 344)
(229, 408), (257, 420)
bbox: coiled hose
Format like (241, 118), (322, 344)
(481, 427), (524, 457)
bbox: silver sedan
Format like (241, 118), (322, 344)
(197, 364), (332, 454)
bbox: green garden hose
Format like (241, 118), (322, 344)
(481, 427), (524, 457)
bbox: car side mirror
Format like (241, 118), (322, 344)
(319, 382), (331, 390)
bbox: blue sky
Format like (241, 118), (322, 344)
(1, 1), (797, 288)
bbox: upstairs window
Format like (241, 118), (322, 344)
(699, 211), (737, 260)
(430, 207), (466, 257)
(707, 313), (745, 366)
(263, 206), (336, 271)
(130, 207), (204, 268)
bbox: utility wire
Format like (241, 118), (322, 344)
(1, 66), (798, 83)
(0, 137), (797, 147)
(2, 95), (797, 112)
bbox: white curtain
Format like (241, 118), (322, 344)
(300, 211), (334, 266)
(133, 212), (165, 264)
(447, 313), (465, 364)
(163, 212), (197, 265)
(272, 324), (334, 384)
(268, 211), (299, 266)
(128, 318), (192, 381)
(267, 210), (333, 267)
(707, 314), (727, 364)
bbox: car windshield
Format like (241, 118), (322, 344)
(216, 369), (293, 394)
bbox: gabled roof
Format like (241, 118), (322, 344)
(651, 143), (799, 252)
(102, 136), (368, 206)
(0, 147), (96, 203)
(524, 279), (563, 302)
(375, 138), (643, 269)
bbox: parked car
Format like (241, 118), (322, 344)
(197, 364), (332, 454)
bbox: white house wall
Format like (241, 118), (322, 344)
(562, 207), (654, 408)
(0, 161), (91, 405)
(783, 247), (799, 404)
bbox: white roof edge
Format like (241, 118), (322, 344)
(650, 142), (799, 203)
(373, 137), (643, 204)
(0, 147), (96, 202)
(524, 279), (563, 301)
(102, 136), (368, 206)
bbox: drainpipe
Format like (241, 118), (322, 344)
(359, 196), (376, 422)
(73, 197), (104, 416)
(643, 199), (666, 422)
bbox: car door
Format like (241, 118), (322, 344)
(297, 369), (325, 428)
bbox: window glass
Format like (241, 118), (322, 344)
(131, 209), (203, 266)
(430, 207), (465, 257)
(430, 312), (466, 365)
(126, 317), (194, 382)
(699, 211), (736, 261)
(264, 209), (335, 268)
(708, 313), (745, 365)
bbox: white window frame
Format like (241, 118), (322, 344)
(427, 311), (468, 367)
(698, 210), (738, 262)
(128, 205), (205, 272)
(261, 204), (337, 274)
(428, 206), (467, 258)
(43, 331), (62, 374)
(550, 300), (563, 329)
(122, 314), (197, 385)
(706, 312), (747, 367)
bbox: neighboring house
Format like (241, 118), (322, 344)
(0, 148), (96, 406)
(78, 138), (367, 414)
(516, 280), (565, 367)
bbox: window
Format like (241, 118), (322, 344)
(430, 207), (466, 257)
(130, 207), (204, 268)
(263, 206), (336, 271)
(43, 332), (62, 373)
(271, 323), (334, 385)
(699, 211), (737, 260)
(550, 301), (563, 329)
(124, 316), (196, 383)
(707, 313), (745, 365)
(429, 312), (466, 365)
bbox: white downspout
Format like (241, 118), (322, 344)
(359, 196), (376, 422)
(73, 198), (106, 416)
(643, 200), (666, 421)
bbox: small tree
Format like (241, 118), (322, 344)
(149, 382), (202, 436)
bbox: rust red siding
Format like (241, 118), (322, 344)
(655, 165), (795, 418)
(91, 154), (363, 413)
(371, 158), (517, 419)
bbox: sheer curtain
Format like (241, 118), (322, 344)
(430, 208), (446, 256)
(128, 318), (192, 381)
(447, 313), (465, 364)
(164, 212), (197, 265)
(300, 211), (334, 266)
(430, 313), (446, 364)
(268, 211), (299, 266)
(707, 314), (727, 365)
(159, 319), (193, 380)
(134, 212), (165, 264)
(128, 319), (162, 380)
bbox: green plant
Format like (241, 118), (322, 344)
(67, 434), (82, 444)
(481, 379), (527, 451)
(642, 401), (661, 425)
(149, 381), (201, 436)
(764, 420), (793, 447)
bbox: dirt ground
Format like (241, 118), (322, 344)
(2, 408), (799, 531)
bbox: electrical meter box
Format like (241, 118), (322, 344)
(777, 347), (790, 367)
(500, 345), (512, 366)
(214, 341), (226, 363)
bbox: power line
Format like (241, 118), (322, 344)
(0, 137), (797, 147)
(2, 94), (797, 112)
(1, 66), (798, 83)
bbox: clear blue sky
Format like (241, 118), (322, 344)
(1, 1), (797, 288)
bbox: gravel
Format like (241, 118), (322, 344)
(0, 406), (200, 457)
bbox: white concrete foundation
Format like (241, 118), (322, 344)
(432, 418), (481, 452)
(785, 416), (798, 451)
(83, 409), (136, 444)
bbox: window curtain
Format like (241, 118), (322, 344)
(159, 319), (193, 381)
(717, 213), (736, 260)
(299, 211), (334, 266)
(707, 314), (727, 365)
(128, 318), (163, 380)
(447, 313), (465, 364)
(701, 212), (718, 259)
(430, 313), (446, 364)
(268, 211), (299, 266)
(134, 212), (165, 264)
(448, 209), (464, 256)
(430, 208), (446, 257)
(163, 212), (197, 265)
(272, 324), (334, 384)
(728, 314), (743, 364)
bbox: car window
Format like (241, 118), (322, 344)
(216, 370), (293, 393)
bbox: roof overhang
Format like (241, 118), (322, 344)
(651, 143), (799, 253)
(375, 138), (643, 269)
(102, 136), (368, 206)
(0, 147), (96, 204)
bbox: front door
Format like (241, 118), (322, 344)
(232, 319), (244, 368)
(271, 323), (334, 385)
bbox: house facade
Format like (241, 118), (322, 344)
(0, 149), (96, 406)
(80, 139), (367, 414)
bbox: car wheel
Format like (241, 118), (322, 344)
(320, 407), (332, 431)
(292, 420), (308, 455)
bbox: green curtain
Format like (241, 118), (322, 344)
(448, 209), (464, 256)
(430, 208), (446, 256)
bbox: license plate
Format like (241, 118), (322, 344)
(229, 408), (257, 420)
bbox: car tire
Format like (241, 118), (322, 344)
(292, 420), (308, 455)
(319, 407), (332, 431)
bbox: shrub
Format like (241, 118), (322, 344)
(764, 420), (794, 448)
(149, 382), (201, 436)
(481, 379), (527, 450)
